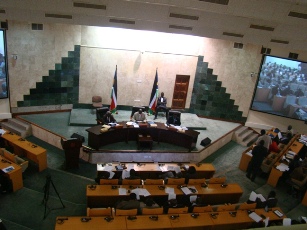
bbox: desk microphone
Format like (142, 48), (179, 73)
(127, 216), (137, 220)
(57, 217), (68, 224)
(210, 213), (218, 219)
(149, 215), (159, 221)
(88, 185), (96, 190)
(221, 183), (228, 188)
(104, 217), (114, 222)
(229, 211), (237, 217)
(80, 217), (91, 222)
(191, 213), (199, 218)
(170, 215), (179, 220)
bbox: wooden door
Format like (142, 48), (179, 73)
(171, 75), (190, 109)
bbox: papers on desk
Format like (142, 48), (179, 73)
(165, 187), (175, 194)
(248, 212), (262, 222)
(249, 191), (266, 202)
(285, 151), (295, 159)
(283, 218), (291, 226)
(119, 188), (127, 195)
(278, 132), (282, 139)
(126, 163), (135, 170)
(246, 150), (253, 157)
(131, 188), (151, 198)
(109, 171), (115, 179)
(0, 129), (6, 135)
(276, 163), (289, 172)
(1, 166), (14, 173)
(122, 170), (130, 179)
(190, 195), (197, 203)
(168, 193), (176, 200)
(181, 186), (198, 195)
(299, 135), (307, 145)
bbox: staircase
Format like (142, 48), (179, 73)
(233, 126), (259, 146)
(1, 118), (32, 138)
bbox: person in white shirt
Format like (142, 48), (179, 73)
(133, 109), (146, 122)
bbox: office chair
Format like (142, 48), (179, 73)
(167, 206), (188, 214)
(237, 202), (257, 210)
(99, 179), (119, 185)
(216, 204), (236, 212)
(142, 207), (163, 215)
(208, 177), (226, 184)
(115, 209), (138, 216)
(122, 179), (142, 185)
(167, 110), (181, 126)
(187, 178), (206, 185)
(96, 107), (110, 124)
(192, 205), (213, 213)
(92, 96), (103, 114)
(144, 179), (164, 185)
(166, 178), (185, 185)
(130, 106), (145, 119)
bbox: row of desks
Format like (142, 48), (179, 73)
(0, 155), (23, 191)
(1, 131), (47, 172)
(97, 163), (216, 179)
(86, 184), (243, 208)
(55, 208), (285, 230)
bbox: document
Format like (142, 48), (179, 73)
(118, 188), (127, 195)
(138, 188), (151, 197)
(2, 166), (14, 173)
(168, 193), (176, 200)
(181, 187), (192, 195)
(246, 150), (252, 157)
(276, 163), (289, 172)
(190, 195), (197, 203)
(122, 170), (130, 179)
(165, 187), (175, 194)
(0, 129), (6, 135)
(109, 171), (115, 179)
(249, 191), (266, 202)
(248, 212), (262, 222)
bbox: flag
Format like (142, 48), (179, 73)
(110, 66), (117, 113)
(148, 70), (158, 115)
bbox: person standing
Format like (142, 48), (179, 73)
(256, 129), (272, 152)
(246, 140), (268, 182)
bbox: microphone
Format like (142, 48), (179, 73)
(170, 215), (179, 220)
(104, 217), (114, 222)
(191, 213), (199, 218)
(57, 217), (68, 224)
(80, 217), (91, 222)
(149, 215), (159, 221)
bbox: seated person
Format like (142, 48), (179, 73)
(184, 166), (197, 184)
(154, 92), (168, 119)
(188, 197), (206, 212)
(116, 192), (141, 213)
(163, 199), (185, 214)
(94, 171), (111, 184)
(256, 190), (278, 209)
(167, 113), (181, 126)
(140, 197), (160, 210)
(125, 169), (140, 179)
(132, 109), (147, 122)
(102, 111), (116, 124)
(280, 132), (292, 145)
(269, 136), (281, 153)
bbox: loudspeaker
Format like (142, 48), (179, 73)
(1, 21), (8, 30)
(200, 137), (211, 147)
(70, 133), (85, 143)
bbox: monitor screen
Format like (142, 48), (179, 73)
(250, 55), (307, 122)
(0, 29), (8, 99)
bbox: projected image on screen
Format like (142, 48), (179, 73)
(0, 29), (8, 99)
(250, 55), (307, 122)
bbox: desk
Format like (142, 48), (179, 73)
(55, 216), (127, 230)
(86, 122), (200, 151)
(169, 213), (213, 230)
(1, 131), (47, 172)
(86, 184), (243, 208)
(0, 155), (23, 191)
(272, 95), (286, 112)
(97, 163), (215, 180)
(138, 135), (153, 150)
(126, 215), (172, 230)
(210, 210), (252, 230)
(267, 140), (304, 187)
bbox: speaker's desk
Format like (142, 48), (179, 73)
(0, 155), (23, 191)
(55, 216), (127, 230)
(1, 131), (47, 172)
(97, 162), (215, 179)
(86, 122), (200, 151)
(86, 184), (243, 208)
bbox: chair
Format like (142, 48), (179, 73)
(130, 106), (145, 119)
(166, 178), (185, 185)
(142, 207), (164, 215)
(167, 206), (188, 214)
(167, 110), (181, 126)
(297, 96), (307, 107)
(208, 177), (226, 184)
(15, 156), (29, 173)
(87, 207), (112, 217)
(92, 96), (103, 114)
(96, 107), (110, 124)
(122, 179), (142, 185)
(283, 95), (297, 109)
(237, 202), (257, 210)
(216, 204), (236, 212)
(192, 205), (213, 213)
(187, 178), (206, 185)
(288, 167), (307, 198)
(100, 179), (119, 185)
(115, 209), (138, 216)
(144, 179), (164, 185)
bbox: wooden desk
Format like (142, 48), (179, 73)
(267, 140), (304, 187)
(169, 213), (213, 230)
(138, 135), (153, 150)
(86, 184), (243, 208)
(86, 122), (199, 151)
(55, 216), (127, 230)
(97, 163), (215, 180)
(2, 132), (47, 172)
(0, 155), (23, 191)
(272, 95), (286, 112)
(126, 215), (172, 230)
(210, 210), (252, 230)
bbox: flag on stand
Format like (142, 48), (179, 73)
(148, 70), (159, 115)
(110, 66), (117, 113)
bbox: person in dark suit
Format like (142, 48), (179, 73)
(102, 111), (116, 124)
(246, 140), (268, 182)
(116, 193), (141, 213)
(256, 190), (278, 209)
(184, 166), (197, 184)
(167, 113), (181, 126)
(154, 92), (168, 119)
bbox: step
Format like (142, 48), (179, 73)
(8, 118), (31, 131)
(0, 120), (32, 138)
(240, 130), (254, 142)
(235, 126), (249, 137)
(243, 133), (259, 147)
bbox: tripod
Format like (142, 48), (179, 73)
(42, 175), (65, 219)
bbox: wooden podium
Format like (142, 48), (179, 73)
(61, 138), (82, 169)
